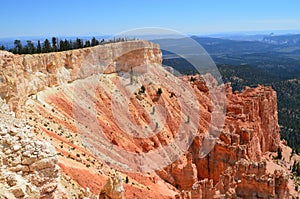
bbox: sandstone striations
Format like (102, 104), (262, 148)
(0, 41), (298, 198)
(0, 40), (161, 113)
(159, 80), (294, 199)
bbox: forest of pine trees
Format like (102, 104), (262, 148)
(2, 37), (133, 54)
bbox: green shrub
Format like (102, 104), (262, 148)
(157, 88), (162, 96)
(276, 147), (282, 160)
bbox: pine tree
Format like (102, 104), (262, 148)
(59, 40), (65, 51)
(42, 39), (51, 53)
(69, 40), (73, 50)
(130, 67), (134, 84)
(84, 40), (91, 47)
(64, 39), (71, 50)
(36, 40), (42, 53)
(13, 40), (22, 54)
(91, 37), (99, 46)
(277, 147), (282, 159)
(74, 38), (83, 49)
(52, 37), (57, 52)
(26, 40), (35, 54)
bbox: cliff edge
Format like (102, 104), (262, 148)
(0, 41), (298, 198)
(0, 40), (161, 113)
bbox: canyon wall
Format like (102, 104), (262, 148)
(160, 79), (288, 198)
(0, 41), (162, 113)
(0, 41), (297, 198)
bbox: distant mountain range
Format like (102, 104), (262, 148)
(159, 34), (300, 79)
(262, 34), (300, 45)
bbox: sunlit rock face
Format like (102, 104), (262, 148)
(0, 41), (162, 113)
(158, 82), (289, 199)
(0, 41), (297, 198)
(0, 97), (66, 198)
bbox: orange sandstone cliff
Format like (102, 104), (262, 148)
(0, 41), (298, 198)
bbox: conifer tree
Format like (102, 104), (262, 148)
(52, 37), (58, 51)
(84, 40), (91, 47)
(42, 39), (51, 53)
(36, 40), (42, 53)
(91, 37), (99, 46)
(13, 40), (22, 54)
(26, 40), (35, 54)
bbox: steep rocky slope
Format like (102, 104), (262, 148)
(161, 83), (298, 198)
(0, 97), (66, 198)
(0, 41), (161, 113)
(0, 41), (299, 198)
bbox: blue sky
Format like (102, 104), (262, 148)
(1, 0), (300, 38)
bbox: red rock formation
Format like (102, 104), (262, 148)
(0, 41), (161, 113)
(193, 83), (280, 181)
(0, 41), (297, 198)
(163, 80), (291, 199)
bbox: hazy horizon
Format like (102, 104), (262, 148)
(1, 29), (300, 40)
(2, 0), (300, 38)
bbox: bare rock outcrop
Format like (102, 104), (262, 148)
(100, 172), (125, 199)
(0, 40), (162, 113)
(188, 159), (290, 199)
(166, 80), (292, 199)
(193, 84), (280, 182)
(1, 41), (297, 198)
(0, 97), (66, 198)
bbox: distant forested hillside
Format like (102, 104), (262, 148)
(218, 65), (300, 153)
(163, 35), (300, 153)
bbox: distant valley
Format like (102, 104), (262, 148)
(163, 34), (300, 153)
